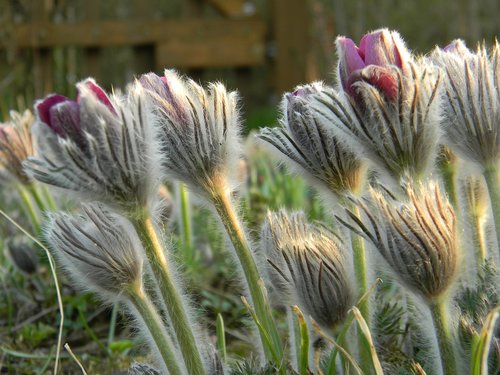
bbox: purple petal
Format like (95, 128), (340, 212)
(48, 101), (80, 137)
(337, 37), (366, 89)
(443, 40), (470, 56)
(347, 66), (398, 102)
(37, 94), (70, 127)
(78, 80), (115, 113)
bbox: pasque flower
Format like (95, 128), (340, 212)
(262, 210), (353, 328)
(46, 204), (144, 299)
(339, 184), (459, 302)
(46, 204), (184, 375)
(337, 28), (411, 100)
(0, 110), (35, 184)
(25, 79), (160, 213)
(259, 82), (368, 198)
(139, 70), (242, 197)
(430, 40), (500, 167)
(312, 29), (442, 184)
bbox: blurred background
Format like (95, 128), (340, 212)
(0, 0), (499, 129)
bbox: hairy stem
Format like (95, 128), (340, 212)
(17, 184), (40, 232)
(132, 209), (205, 375)
(429, 301), (458, 375)
(179, 183), (193, 257)
(127, 284), (184, 375)
(483, 164), (500, 256)
(440, 161), (459, 211)
(211, 188), (284, 368)
(348, 203), (371, 373)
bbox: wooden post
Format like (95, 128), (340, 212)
(273, 0), (318, 94)
(84, 0), (101, 80)
(31, 0), (53, 97)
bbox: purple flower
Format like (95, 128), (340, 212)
(36, 80), (115, 144)
(336, 29), (410, 101)
(25, 79), (160, 212)
(139, 70), (242, 197)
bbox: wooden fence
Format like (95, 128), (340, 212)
(0, 0), (321, 100)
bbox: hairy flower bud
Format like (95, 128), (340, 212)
(140, 70), (242, 196)
(259, 82), (368, 198)
(340, 184), (459, 302)
(45, 204), (144, 300)
(312, 61), (442, 184)
(337, 29), (411, 100)
(430, 40), (500, 167)
(261, 210), (353, 328)
(25, 79), (160, 213)
(5, 240), (39, 275)
(0, 110), (35, 184)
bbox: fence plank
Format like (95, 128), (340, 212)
(6, 18), (266, 49)
(273, 0), (317, 92)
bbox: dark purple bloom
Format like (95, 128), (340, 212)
(35, 79), (115, 142)
(336, 29), (410, 101)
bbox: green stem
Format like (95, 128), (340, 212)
(429, 301), (457, 375)
(27, 184), (49, 213)
(179, 183), (193, 251)
(127, 284), (184, 375)
(41, 185), (58, 211)
(470, 210), (487, 270)
(211, 189), (284, 368)
(17, 185), (40, 232)
(132, 209), (205, 375)
(348, 203), (371, 373)
(483, 164), (500, 256)
(440, 161), (459, 211)
(107, 302), (118, 355)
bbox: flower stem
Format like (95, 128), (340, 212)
(17, 184), (40, 232)
(429, 301), (457, 375)
(211, 189), (284, 368)
(178, 183), (193, 251)
(348, 203), (371, 373)
(440, 160), (459, 211)
(127, 283), (184, 375)
(132, 209), (205, 375)
(483, 164), (500, 256)
(27, 184), (49, 213)
(470, 210), (487, 269)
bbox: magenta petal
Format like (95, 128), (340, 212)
(339, 37), (366, 73)
(361, 31), (389, 66)
(37, 94), (69, 127)
(347, 66), (398, 102)
(139, 73), (169, 98)
(48, 101), (80, 137)
(78, 80), (115, 113)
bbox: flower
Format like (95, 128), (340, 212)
(339, 184), (459, 302)
(0, 110), (35, 184)
(25, 79), (160, 212)
(336, 29), (411, 101)
(45, 204), (144, 299)
(139, 70), (242, 197)
(312, 59), (442, 185)
(261, 210), (353, 328)
(430, 40), (500, 167)
(259, 82), (368, 198)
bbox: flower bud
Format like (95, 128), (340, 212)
(5, 240), (39, 275)
(25, 79), (160, 213)
(45, 204), (144, 300)
(0, 110), (35, 184)
(259, 82), (368, 198)
(336, 29), (411, 100)
(261, 210), (353, 328)
(430, 40), (500, 167)
(312, 60), (442, 185)
(341, 184), (459, 302)
(139, 70), (242, 197)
